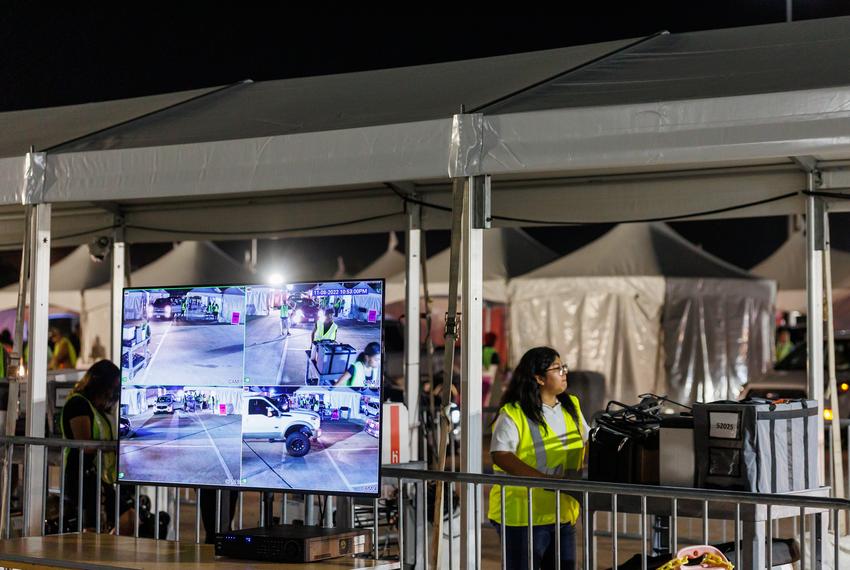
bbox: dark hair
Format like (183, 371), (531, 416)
(71, 360), (121, 412)
(495, 346), (577, 432)
(484, 332), (498, 346)
(357, 342), (381, 364)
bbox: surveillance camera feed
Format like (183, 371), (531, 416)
(117, 280), (384, 496)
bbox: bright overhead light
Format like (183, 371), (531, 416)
(268, 274), (284, 286)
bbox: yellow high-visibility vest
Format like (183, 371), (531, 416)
(60, 393), (116, 484)
(488, 395), (585, 526)
(314, 321), (338, 341)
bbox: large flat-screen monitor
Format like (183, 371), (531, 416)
(117, 280), (384, 496)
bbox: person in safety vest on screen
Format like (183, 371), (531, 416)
(279, 299), (293, 337)
(335, 342), (381, 387)
(489, 346), (588, 570)
(312, 309), (338, 343)
(48, 327), (77, 370)
(61, 360), (136, 534)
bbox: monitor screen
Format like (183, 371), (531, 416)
(117, 280), (384, 496)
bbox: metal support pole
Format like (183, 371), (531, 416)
(24, 203), (50, 536)
(806, 184), (827, 486)
(405, 209), (421, 461)
(460, 175), (488, 570)
(111, 234), (126, 363)
(305, 494), (315, 526)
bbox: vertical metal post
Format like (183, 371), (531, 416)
(397, 479), (405, 567)
(735, 503), (741, 566)
(500, 486), (506, 570)
(323, 495), (333, 528)
(702, 500), (709, 544)
(372, 498), (379, 559)
(216, 489), (222, 533)
(95, 451), (103, 533)
(461, 174), (487, 570)
(174, 487), (180, 541)
(4, 444), (11, 539)
(527, 487), (528, 568)
(154, 486), (160, 539)
(767, 505), (773, 569)
(641, 496), (647, 570)
(671, 498), (677, 554)
(41, 446), (48, 536)
(800, 507), (807, 570)
(305, 494), (315, 526)
(111, 235), (126, 363)
(114, 484), (120, 535)
(134, 486), (140, 538)
(405, 209), (421, 461)
(834, 508), (841, 568)
(58, 448), (65, 535)
(195, 488), (201, 544)
(24, 203), (50, 537)
(583, 492), (591, 570)
(77, 449), (84, 533)
(613, 494), (619, 567)
(555, 490), (561, 570)
(279, 493), (285, 526)
(806, 186), (826, 485)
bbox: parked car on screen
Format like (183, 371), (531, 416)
(241, 396), (321, 457)
(147, 297), (176, 320)
(118, 416), (133, 438)
(154, 395), (177, 414)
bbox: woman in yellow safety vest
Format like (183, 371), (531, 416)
(61, 360), (135, 533)
(489, 346), (587, 570)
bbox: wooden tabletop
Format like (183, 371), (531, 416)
(0, 534), (400, 570)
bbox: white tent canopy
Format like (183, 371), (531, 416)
(752, 230), (850, 312)
(2, 18), (850, 246)
(354, 233), (405, 280)
(293, 386), (365, 420)
(509, 223), (775, 405)
(385, 228), (557, 303)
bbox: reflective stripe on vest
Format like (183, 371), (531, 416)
(315, 321), (338, 341)
(488, 396), (585, 526)
(61, 393), (116, 484)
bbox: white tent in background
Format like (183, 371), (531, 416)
(82, 241), (254, 362)
(752, 230), (850, 313)
(384, 228), (557, 304)
(349, 281), (383, 322)
(355, 233), (405, 279)
(220, 287), (246, 324)
(508, 223), (776, 405)
(293, 386), (364, 420)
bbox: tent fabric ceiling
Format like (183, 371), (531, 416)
(520, 223), (753, 279)
(0, 87), (218, 159)
(483, 17), (850, 115)
(123, 241), (255, 288)
(0, 245), (111, 292)
(37, 39), (634, 154)
(752, 230), (850, 291)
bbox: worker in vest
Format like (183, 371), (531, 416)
(336, 342), (381, 387)
(333, 297), (344, 317)
(61, 360), (136, 534)
(489, 346), (588, 570)
(48, 327), (78, 370)
(312, 310), (338, 343)
(279, 299), (293, 337)
(775, 327), (794, 362)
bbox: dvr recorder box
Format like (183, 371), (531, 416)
(215, 525), (373, 563)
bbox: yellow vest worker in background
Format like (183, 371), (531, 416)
(49, 327), (77, 370)
(489, 346), (587, 570)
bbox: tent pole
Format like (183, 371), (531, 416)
(110, 224), (126, 364)
(429, 177), (465, 569)
(805, 173), (826, 487)
(461, 174), (488, 569)
(405, 202), (422, 461)
(24, 202), (51, 536)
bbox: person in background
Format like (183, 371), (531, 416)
(489, 346), (588, 570)
(279, 299), (293, 337)
(0, 329), (13, 354)
(312, 310), (338, 343)
(483, 332), (501, 369)
(334, 296), (344, 317)
(335, 342), (381, 387)
(775, 327), (794, 362)
(49, 327), (77, 370)
(61, 360), (135, 534)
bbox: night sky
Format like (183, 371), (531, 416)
(2, 2), (849, 283)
